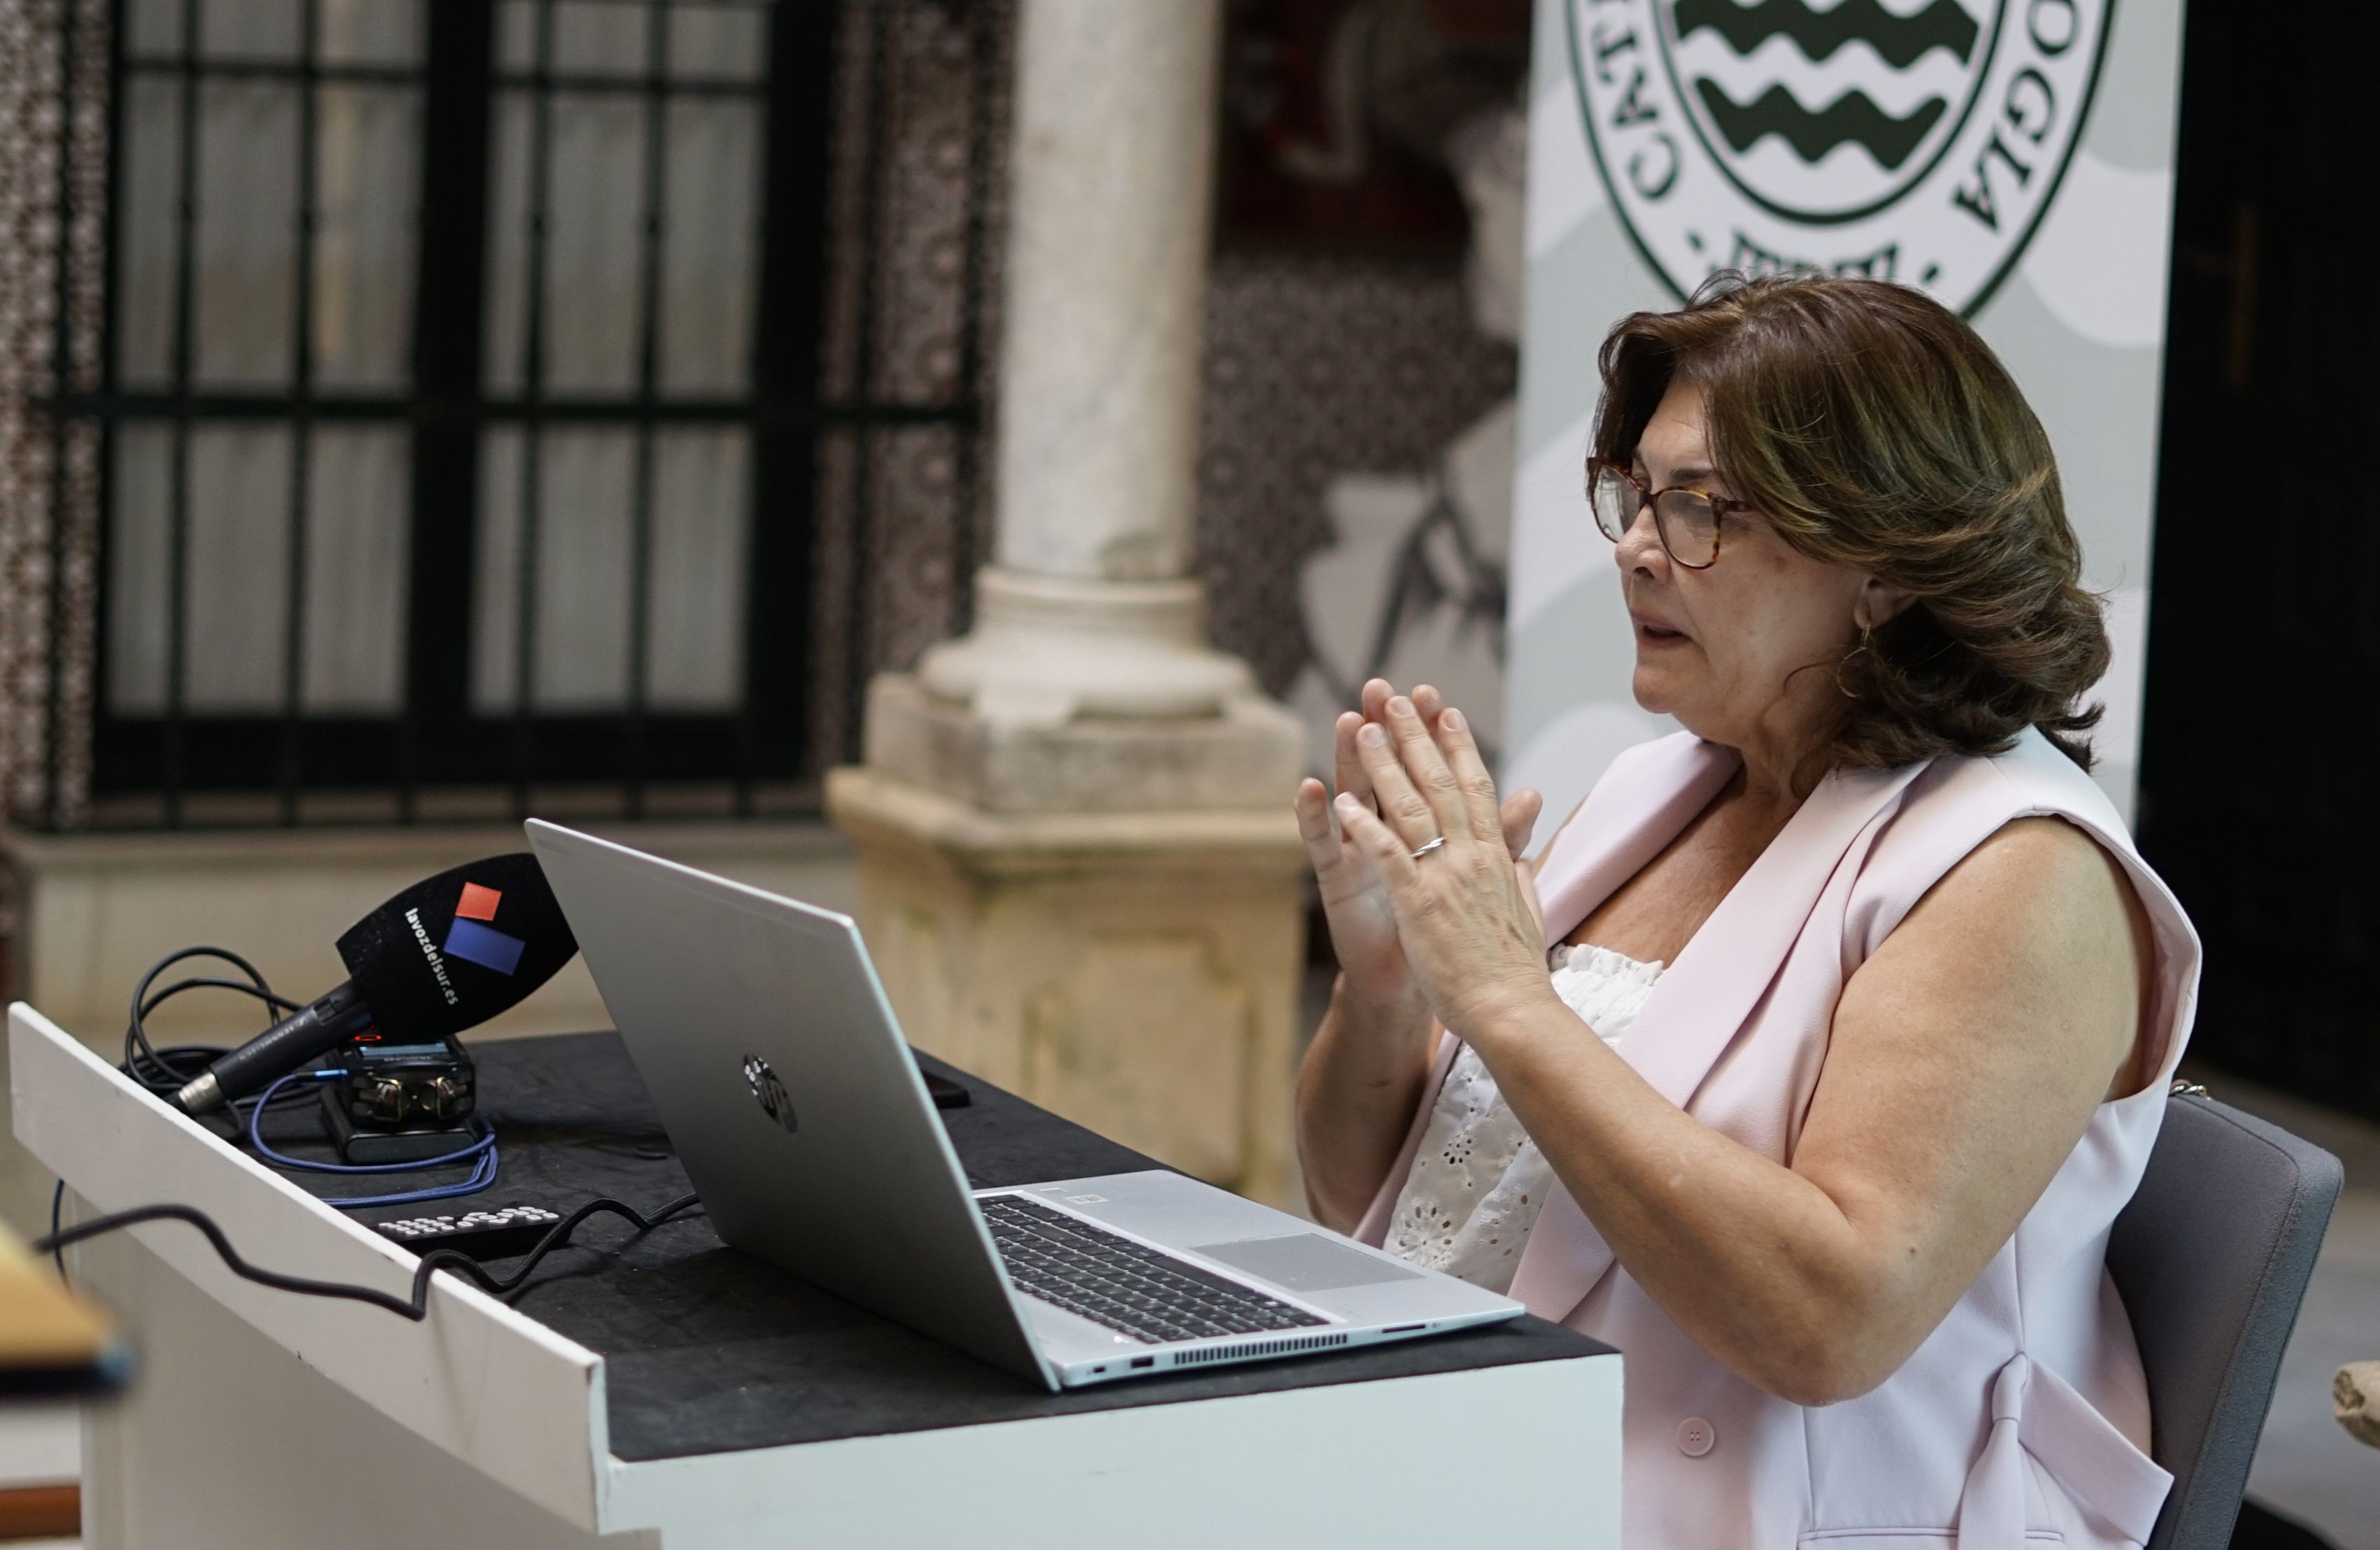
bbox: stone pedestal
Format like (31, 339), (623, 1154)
(828, 765), (1305, 1204)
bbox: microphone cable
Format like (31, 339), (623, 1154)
(45, 945), (700, 1316)
(34, 1193), (704, 1319)
(118, 946), (318, 1112)
(113, 946), (499, 1209)
(245, 1070), (497, 1209)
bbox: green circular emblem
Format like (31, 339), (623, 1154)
(1569, 0), (2114, 314)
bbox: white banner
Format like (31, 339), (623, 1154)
(1503, 0), (2183, 829)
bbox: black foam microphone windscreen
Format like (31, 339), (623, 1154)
(334, 852), (578, 1039)
(173, 853), (578, 1113)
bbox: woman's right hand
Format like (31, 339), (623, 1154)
(1295, 680), (1543, 1027)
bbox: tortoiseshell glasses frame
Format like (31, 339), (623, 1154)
(1586, 456), (1753, 569)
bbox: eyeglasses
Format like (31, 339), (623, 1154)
(1586, 457), (1752, 569)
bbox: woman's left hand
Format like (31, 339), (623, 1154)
(1332, 692), (1557, 1037)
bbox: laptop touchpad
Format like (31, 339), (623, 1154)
(1192, 1234), (1424, 1293)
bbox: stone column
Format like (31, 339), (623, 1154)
(828, 0), (1309, 1207)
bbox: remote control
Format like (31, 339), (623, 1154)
(373, 1204), (563, 1260)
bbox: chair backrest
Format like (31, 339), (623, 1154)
(2107, 1092), (2343, 1550)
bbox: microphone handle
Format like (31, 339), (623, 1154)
(175, 982), (376, 1114)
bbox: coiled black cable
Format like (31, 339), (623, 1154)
(117, 946), (320, 1130)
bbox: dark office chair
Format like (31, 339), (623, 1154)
(2106, 1088), (2344, 1550)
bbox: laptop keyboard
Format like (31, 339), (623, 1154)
(979, 1195), (1328, 1345)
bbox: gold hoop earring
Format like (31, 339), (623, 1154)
(1835, 623), (1874, 699)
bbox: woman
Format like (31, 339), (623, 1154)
(1293, 274), (2197, 1548)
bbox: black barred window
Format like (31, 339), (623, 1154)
(12, 0), (1000, 827)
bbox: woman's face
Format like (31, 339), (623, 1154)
(1616, 381), (1880, 758)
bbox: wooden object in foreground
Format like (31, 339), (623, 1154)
(0, 1216), (124, 1396)
(0, 1483), (78, 1540)
(0, 1215), (117, 1540)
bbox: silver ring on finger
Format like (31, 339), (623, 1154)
(1409, 835), (1446, 861)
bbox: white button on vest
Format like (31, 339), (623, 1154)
(1676, 1416), (1716, 1457)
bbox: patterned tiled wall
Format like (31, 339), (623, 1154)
(0, 0), (106, 830)
(808, 0), (1011, 771)
(1197, 251), (1515, 699)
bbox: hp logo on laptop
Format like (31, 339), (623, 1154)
(741, 1054), (798, 1134)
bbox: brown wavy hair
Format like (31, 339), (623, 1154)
(1594, 272), (2109, 772)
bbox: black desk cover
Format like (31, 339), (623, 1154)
(303, 1032), (1612, 1462)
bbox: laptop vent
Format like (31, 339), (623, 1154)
(1174, 1331), (1349, 1365)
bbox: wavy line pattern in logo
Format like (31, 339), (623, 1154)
(1691, 80), (1948, 171)
(1672, 0), (1980, 69)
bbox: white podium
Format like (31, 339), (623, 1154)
(10, 1004), (1620, 1548)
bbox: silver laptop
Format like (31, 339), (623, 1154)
(525, 820), (1522, 1391)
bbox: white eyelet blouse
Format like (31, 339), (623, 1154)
(1384, 942), (1664, 1293)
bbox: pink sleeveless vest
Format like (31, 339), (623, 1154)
(1355, 728), (2200, 1548)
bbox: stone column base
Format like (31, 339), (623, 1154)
(864, 671), (1304, 813)
(825, 763), (1309, 1209)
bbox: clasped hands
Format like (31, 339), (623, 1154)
(1292, 679), (1555, 1041)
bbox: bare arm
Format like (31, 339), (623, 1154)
(1474, 819), (2146, 1402)
(1295, 977), (1439, 1232)
(1332, 697), (2150, 1405)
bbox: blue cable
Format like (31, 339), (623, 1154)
(246, 1071), (499, 1209)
